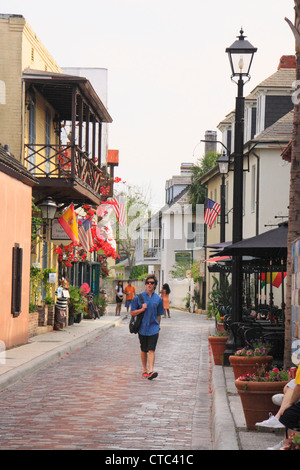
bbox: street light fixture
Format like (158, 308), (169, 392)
(39, 197), (58, 220)
(226, 28), (257, 82)
(226, 29), (257, 325)
(217, 151), (230, 175)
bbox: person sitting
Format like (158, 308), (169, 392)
(256, 367), (300, 450)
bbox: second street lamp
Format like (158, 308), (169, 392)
(226, 29), (257, 323)
(216, 151), (229, 243)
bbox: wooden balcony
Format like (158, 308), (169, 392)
(24, 143), (113, 206)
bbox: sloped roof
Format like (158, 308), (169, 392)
(251, 67), (295, 91)
(251, 110), (293, 142)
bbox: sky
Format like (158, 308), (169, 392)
(4, 0), (296, 210)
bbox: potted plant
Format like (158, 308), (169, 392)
(229, 340), (273, 380)
(208, 331), (229, 366)
(235, 367), (289, 430)
(216, 312), (226, 334)
(68, 286), (86, 324)
(93, 293), (107, 316)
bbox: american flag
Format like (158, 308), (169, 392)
(78, 218), (94, 252)
(204, 199), (221, 229)
(99, 197), (126, 226)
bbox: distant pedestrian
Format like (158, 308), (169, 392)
(124, 280), (136, 313)
(115, 281), (124, 316)
(160, 283), (171, 318)
(130, 274), (164, 380)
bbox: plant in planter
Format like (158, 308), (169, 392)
(68, 286), (86, 324)
(93, 294), (107, 316)
(30, 265), (42, 310)
(235, 367), (289, 430)
(229, 340), (273, 380)
(216, 312), (226, 334)
(208, 331), (229, 366)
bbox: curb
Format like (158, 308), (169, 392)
(0, 316), (124, 393)
(211, 365), (240, 450)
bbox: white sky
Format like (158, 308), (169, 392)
(4, 0), (296, 210)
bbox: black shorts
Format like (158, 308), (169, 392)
(138, 333), (159, 353)
(116, 296), (123, 303)
(279, 402), (300, 433)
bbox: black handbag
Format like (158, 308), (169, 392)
(129, 294), (145, 334)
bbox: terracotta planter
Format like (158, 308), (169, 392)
(229, 355), (273, 380)
(216, 322), (225, 334)
(235, 379), (288, 430)
(208, 335), (229, 365)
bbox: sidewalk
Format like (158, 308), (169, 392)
(212, 364), (285, 450)
(0, 304), (125, 392)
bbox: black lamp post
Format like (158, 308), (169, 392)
(226, 29), (257, 323)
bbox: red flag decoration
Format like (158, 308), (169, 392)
(260, 272), (287, 288)
(78, 218), (93, 253)
(204, 199), (221, 229)
(58, 203), (79, 245)
(98, 197), (126, 226)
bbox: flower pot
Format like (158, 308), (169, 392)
(208, 335), (229, 365)
(235, 379), (288, 430)
(229, 355), (273, 380)
(74, 312), (83, 323)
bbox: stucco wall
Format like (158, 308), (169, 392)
(0, 170), (32, 348)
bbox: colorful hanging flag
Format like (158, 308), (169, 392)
(78, 218), (94, 253)
(204, 199), (221, 229)
(260, 272), (287, 289)
(58, 203), (79, 245)
(99, 197), (126, 226)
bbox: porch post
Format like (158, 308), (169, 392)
(71, 86), (77, 180)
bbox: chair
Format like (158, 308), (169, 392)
(244, 327), (263, 349)
(262, 332), (285, 364)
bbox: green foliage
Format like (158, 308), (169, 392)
(129, 265), (147, 280)
(93, 294), (108, 316)
(188, 152), (219, 208)
(44, 295), (54, 306)
(68, 286), (86, 317)
(169, 260), (190, 279)
(31, 197), (43, 243)
(42, 268), (56, 299)
(208, 275), (231, 310)
(30, 265), (42, 307)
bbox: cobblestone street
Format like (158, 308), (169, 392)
(0, 310), (213, 450)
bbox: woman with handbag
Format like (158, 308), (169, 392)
(115, 281), (124, 316)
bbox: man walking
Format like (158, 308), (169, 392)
(130, 274), (164, 380)
(124, 280), (136, 313)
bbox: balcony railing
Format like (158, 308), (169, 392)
(24, 144), (111, 197)
(135, 245), (161, 264)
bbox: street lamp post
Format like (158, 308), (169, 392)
(226, 29), (257, 323)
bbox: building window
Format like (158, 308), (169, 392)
(251, 164), (256, 212)
(11, 244), (23, 317)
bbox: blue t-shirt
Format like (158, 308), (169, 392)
(131, 291), (164, 336)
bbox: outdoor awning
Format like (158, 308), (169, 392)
(218, 222), (288, 259)
(205, 256), (232, 263)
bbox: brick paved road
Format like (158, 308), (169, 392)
(0, 310), (213, 450)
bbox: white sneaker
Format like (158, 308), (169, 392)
(255, 413), (285, 429)
(267, 440), (286, 450)
(272, 393), (284, 406)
